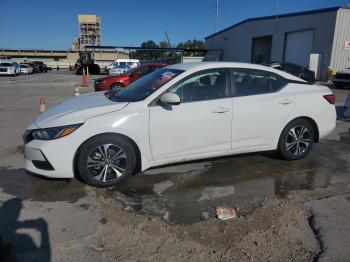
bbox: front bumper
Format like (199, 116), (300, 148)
(0, 71), (12, 75)
(24, 136), (79, 178)
(94, 81), (105, 91)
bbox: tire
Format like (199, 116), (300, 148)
(77, 134), (136, 187)
(109, 83), (124, 91)
(278, 119), (314, 160)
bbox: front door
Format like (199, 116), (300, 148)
(149, 68), (233, 160)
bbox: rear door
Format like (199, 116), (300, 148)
(231, 68), (295, 149)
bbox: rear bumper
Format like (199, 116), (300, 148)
(332, 79), (350, 84)
(318, 106), (337, 139)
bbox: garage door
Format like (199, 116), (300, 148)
(284, 30), (314, 68)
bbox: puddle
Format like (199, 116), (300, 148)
(0, 168), (86, 203)
(109, 140), (350, 224)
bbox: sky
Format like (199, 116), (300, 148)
(0, 0), (349, 50)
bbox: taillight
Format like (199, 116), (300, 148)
(323, 94), (335, 104)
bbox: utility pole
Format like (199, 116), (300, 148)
(275, 0), (279, 31)
(215, 0), (219, 32)
(164, 31), (172, 48)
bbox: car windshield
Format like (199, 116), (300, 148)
(0, 63), (12, 66)
(108, 68), (183, 102)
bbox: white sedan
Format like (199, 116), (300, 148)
(24, 62), (336, 187)
(20, 63), (34, 74)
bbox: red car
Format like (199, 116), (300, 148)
(94, 63), (167, 91)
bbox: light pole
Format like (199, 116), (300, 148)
(215, 0), (219, 32)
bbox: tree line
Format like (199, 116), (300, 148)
(130, 39), (205, 60)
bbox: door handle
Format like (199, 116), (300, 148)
(212, 107), (229, 113)
(279, 99), (293, 105)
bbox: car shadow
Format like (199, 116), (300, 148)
(0, 198), (51, 262)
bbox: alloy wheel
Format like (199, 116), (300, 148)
(87, 143), (128, 183)
(286, 126), (311, 156)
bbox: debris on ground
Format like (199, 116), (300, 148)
(216, 207), (238, 220)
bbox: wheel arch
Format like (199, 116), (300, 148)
(73, 132), (142, 178)
(279, 116), (320, 143)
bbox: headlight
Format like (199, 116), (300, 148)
(30, 124), (83, 140)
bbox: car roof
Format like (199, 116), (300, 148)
(167, 62), (306, 82)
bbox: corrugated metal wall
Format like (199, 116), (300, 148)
(205, 10), (338, 80)
(330, 9), (350, 71)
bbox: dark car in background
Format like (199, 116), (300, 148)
(26, 62), (40, 73)
(332, 68), (350, 88)
(94, 63), (168, 92)
(32, 61), (49, 72)
(263, 62), (315, 84)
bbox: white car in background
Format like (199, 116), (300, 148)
(20, 63), (34, 74)
(0, 61), (21, 76)
(108, 64), (131, 75)
(23, 62), (336, 187)
(106, 59), (140, 71)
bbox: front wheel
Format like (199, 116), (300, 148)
(278, 119), (314, 160)
(77, 134), (136, 187)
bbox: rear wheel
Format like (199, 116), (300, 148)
(278, 119), (314, 160)
(77, 134), (136, 187)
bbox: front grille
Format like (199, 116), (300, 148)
(335, 73), (350, 80)
(0, 68), (7, 72)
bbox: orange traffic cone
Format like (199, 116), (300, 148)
(39, 97), (46, 113)
(82, 72), (87, 88)
(75, 86), (80, 96)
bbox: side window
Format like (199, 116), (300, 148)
(168, 69), (229, 102)
(232, 69), (286, 96)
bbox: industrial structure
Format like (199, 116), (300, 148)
(205, 7), (350, 81)
(0, 48), (128, 69)
(78, 15), (101, 49)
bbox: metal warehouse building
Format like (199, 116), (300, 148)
(205, 7), (350, 81)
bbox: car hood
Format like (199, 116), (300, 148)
(337, 68), (350, 74)
(34, 92), (128, 128)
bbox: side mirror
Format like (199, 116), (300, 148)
(159, 92), (181, 106)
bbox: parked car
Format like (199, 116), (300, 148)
(20, 63), (34, 74)
(0, 61), (21, 76)
(26, 62), (40, 73)
(108, 64), (131, 75)
(332, 68), (350, 88)
(23, 62), (336, 187)
(263, 62), (315, 83)
(32, 61), (49, 72)
(105, 59), (140, 71)
(95, 63), (167, 91)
